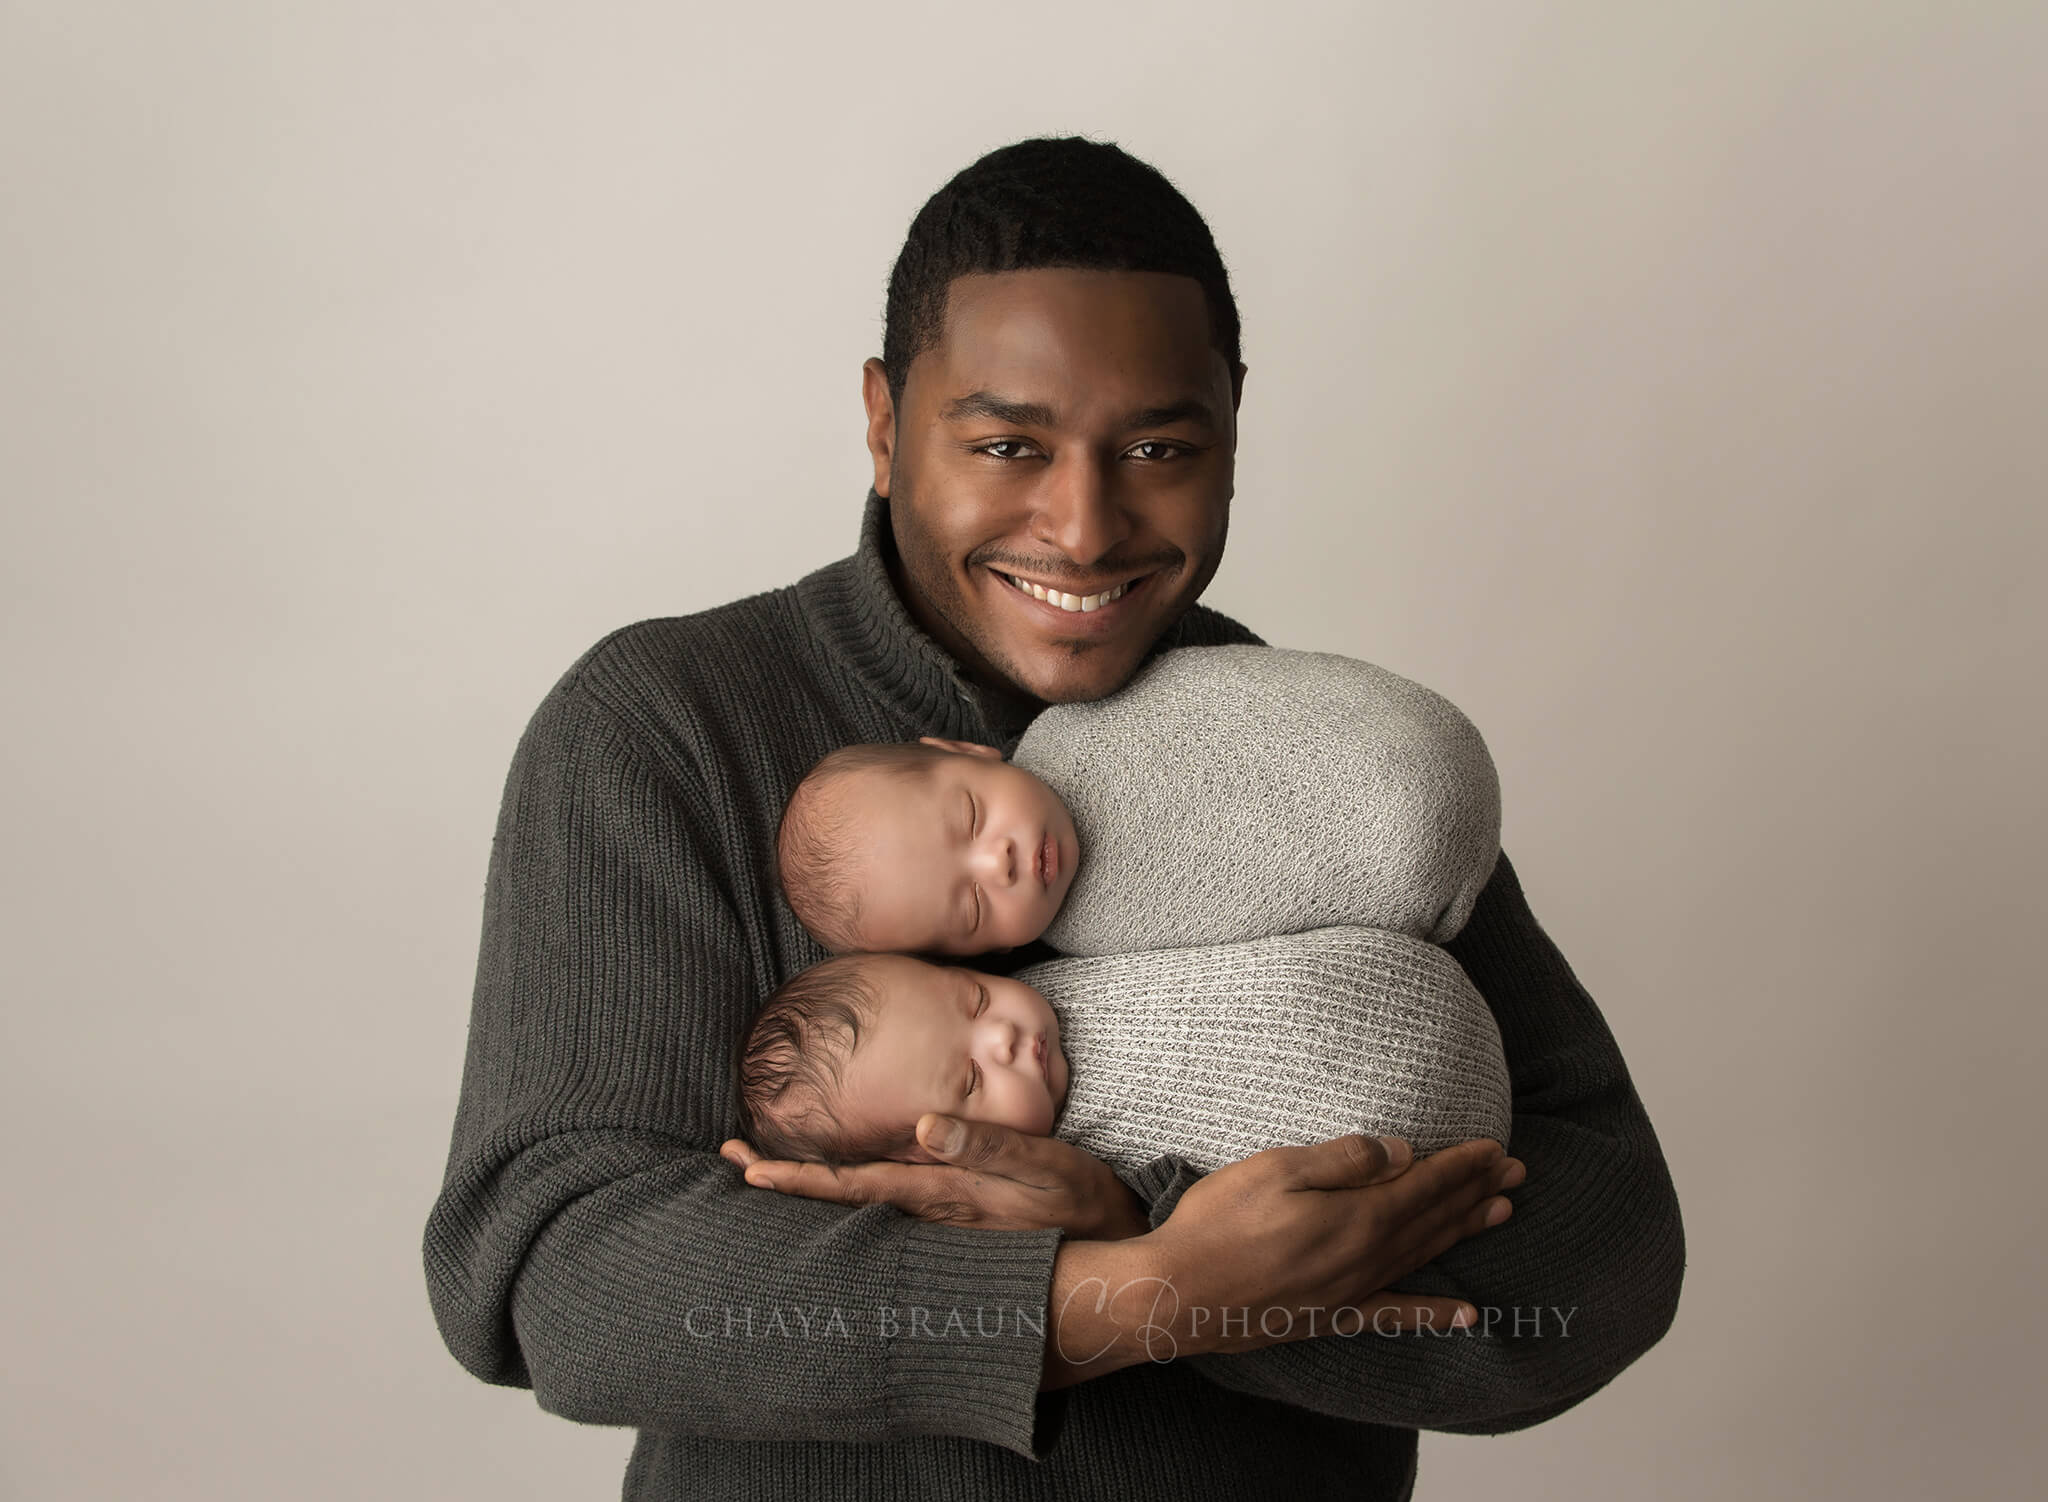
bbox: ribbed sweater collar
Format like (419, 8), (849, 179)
(796, 487), (1030, 747)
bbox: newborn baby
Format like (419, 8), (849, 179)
(742, 645), (1513, 1173)
(737, 933), (1509, 1177)
(777, 644), (1503, 958)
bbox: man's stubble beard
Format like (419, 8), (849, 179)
(886, 472), (1209, 706)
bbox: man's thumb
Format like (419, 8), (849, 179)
(918, 1114), (965, 1157)
(1324, 1133), (1412, 1184)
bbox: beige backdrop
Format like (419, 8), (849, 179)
(4, 2), (2044, 1498)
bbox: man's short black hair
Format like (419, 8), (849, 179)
(881, 135), (1242, 411)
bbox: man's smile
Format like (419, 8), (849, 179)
(986, 565), (1158, 633)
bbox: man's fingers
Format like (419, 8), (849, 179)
(916, 1113), (1033, 1171)
(1351, 1293), (1481, 1335)
(1357, 1141), (1512, 1271)
(741, 1159), (902, 1209)
(736, 1154), (1001, 1225)
(1266, 1133), (1410, 1191)
(1385, 1170), (1519, 1283)
(1361, 1138), (1502, 1220)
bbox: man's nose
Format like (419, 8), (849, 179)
(1031, 451), (1133, 567)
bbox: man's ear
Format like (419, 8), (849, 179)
(1229, 361), (1246, 455)
(918, 736), (1003, 761)
(861, 357), (897, 499)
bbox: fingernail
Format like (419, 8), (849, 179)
(1452, 1305), (1477, 1328)
(923, 1117), (963, 1155)
(1485, 1197), (1511, 1227)
(1377, 1135), (1412, 1166)
(745, 1169), (771, 1189)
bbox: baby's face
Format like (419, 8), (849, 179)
(838, 739), (1079, 955)
(835, 955), (1070, 1159)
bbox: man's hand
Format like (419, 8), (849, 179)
(719, 1113), (1151, 1240)
(1135, 1133), (1524, 1354)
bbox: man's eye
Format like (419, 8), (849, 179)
(1130, 441), (1188, 461)
(975, 440), (1034, 461)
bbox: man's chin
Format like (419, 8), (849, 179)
(999, 645), (1152, 705)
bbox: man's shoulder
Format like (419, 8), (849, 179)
(564, 549), (863, 700)
(567, 583), (803, 691)
(522, 568), (846, 761)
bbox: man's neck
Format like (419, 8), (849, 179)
(880, 534), (1047, 730)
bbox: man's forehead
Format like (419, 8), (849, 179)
(922, 268), (1223, 411)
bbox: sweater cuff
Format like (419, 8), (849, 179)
(886, 1223), (1069, 1460)
(1121, 1154), (1206, 1230)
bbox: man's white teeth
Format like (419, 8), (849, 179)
(1002, 573), (1133, 612)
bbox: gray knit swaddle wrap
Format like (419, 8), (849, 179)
(1012, 645), (1503, 955)
(1018, 928), (1511, 1176)
(1009, 645), (1511, 1170)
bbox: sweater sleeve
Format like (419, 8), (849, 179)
(421, 680), (1068, 1458)
(1128, 850), (1685, 1432)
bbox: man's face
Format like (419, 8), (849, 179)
(835, 956), (1070, 1161)
(829, 739), (1079, 956)
(863, 267), (1244, 705)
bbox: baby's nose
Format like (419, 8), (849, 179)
(972, 835), (1017, 886)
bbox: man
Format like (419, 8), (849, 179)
(424, 136), (1684, 1501)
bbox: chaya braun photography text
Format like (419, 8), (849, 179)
(676, 1278), (1578, 1367)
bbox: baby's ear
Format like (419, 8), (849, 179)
(917, 736), (1003, 761)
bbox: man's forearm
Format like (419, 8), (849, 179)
(429, 1127), (1070, 1458)
(1040, 1235), (1173, 1390)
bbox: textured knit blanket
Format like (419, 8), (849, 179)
(1012, 645), (1503, 955)
(1018, 927), (1512, 1175)
(1009, 645), (1511, 1168)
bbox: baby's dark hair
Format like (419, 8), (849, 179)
(775, 741), (950, 952)
(733, 953), (920, 1167)
(881, 135), (1242, 413)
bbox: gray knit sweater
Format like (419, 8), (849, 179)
(1028, 927), (1512, 1176)
(1014, 645), (1503, 956)
(423, 488), (1685, 1501)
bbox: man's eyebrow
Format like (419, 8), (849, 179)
(938, 390), (1219, 433)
